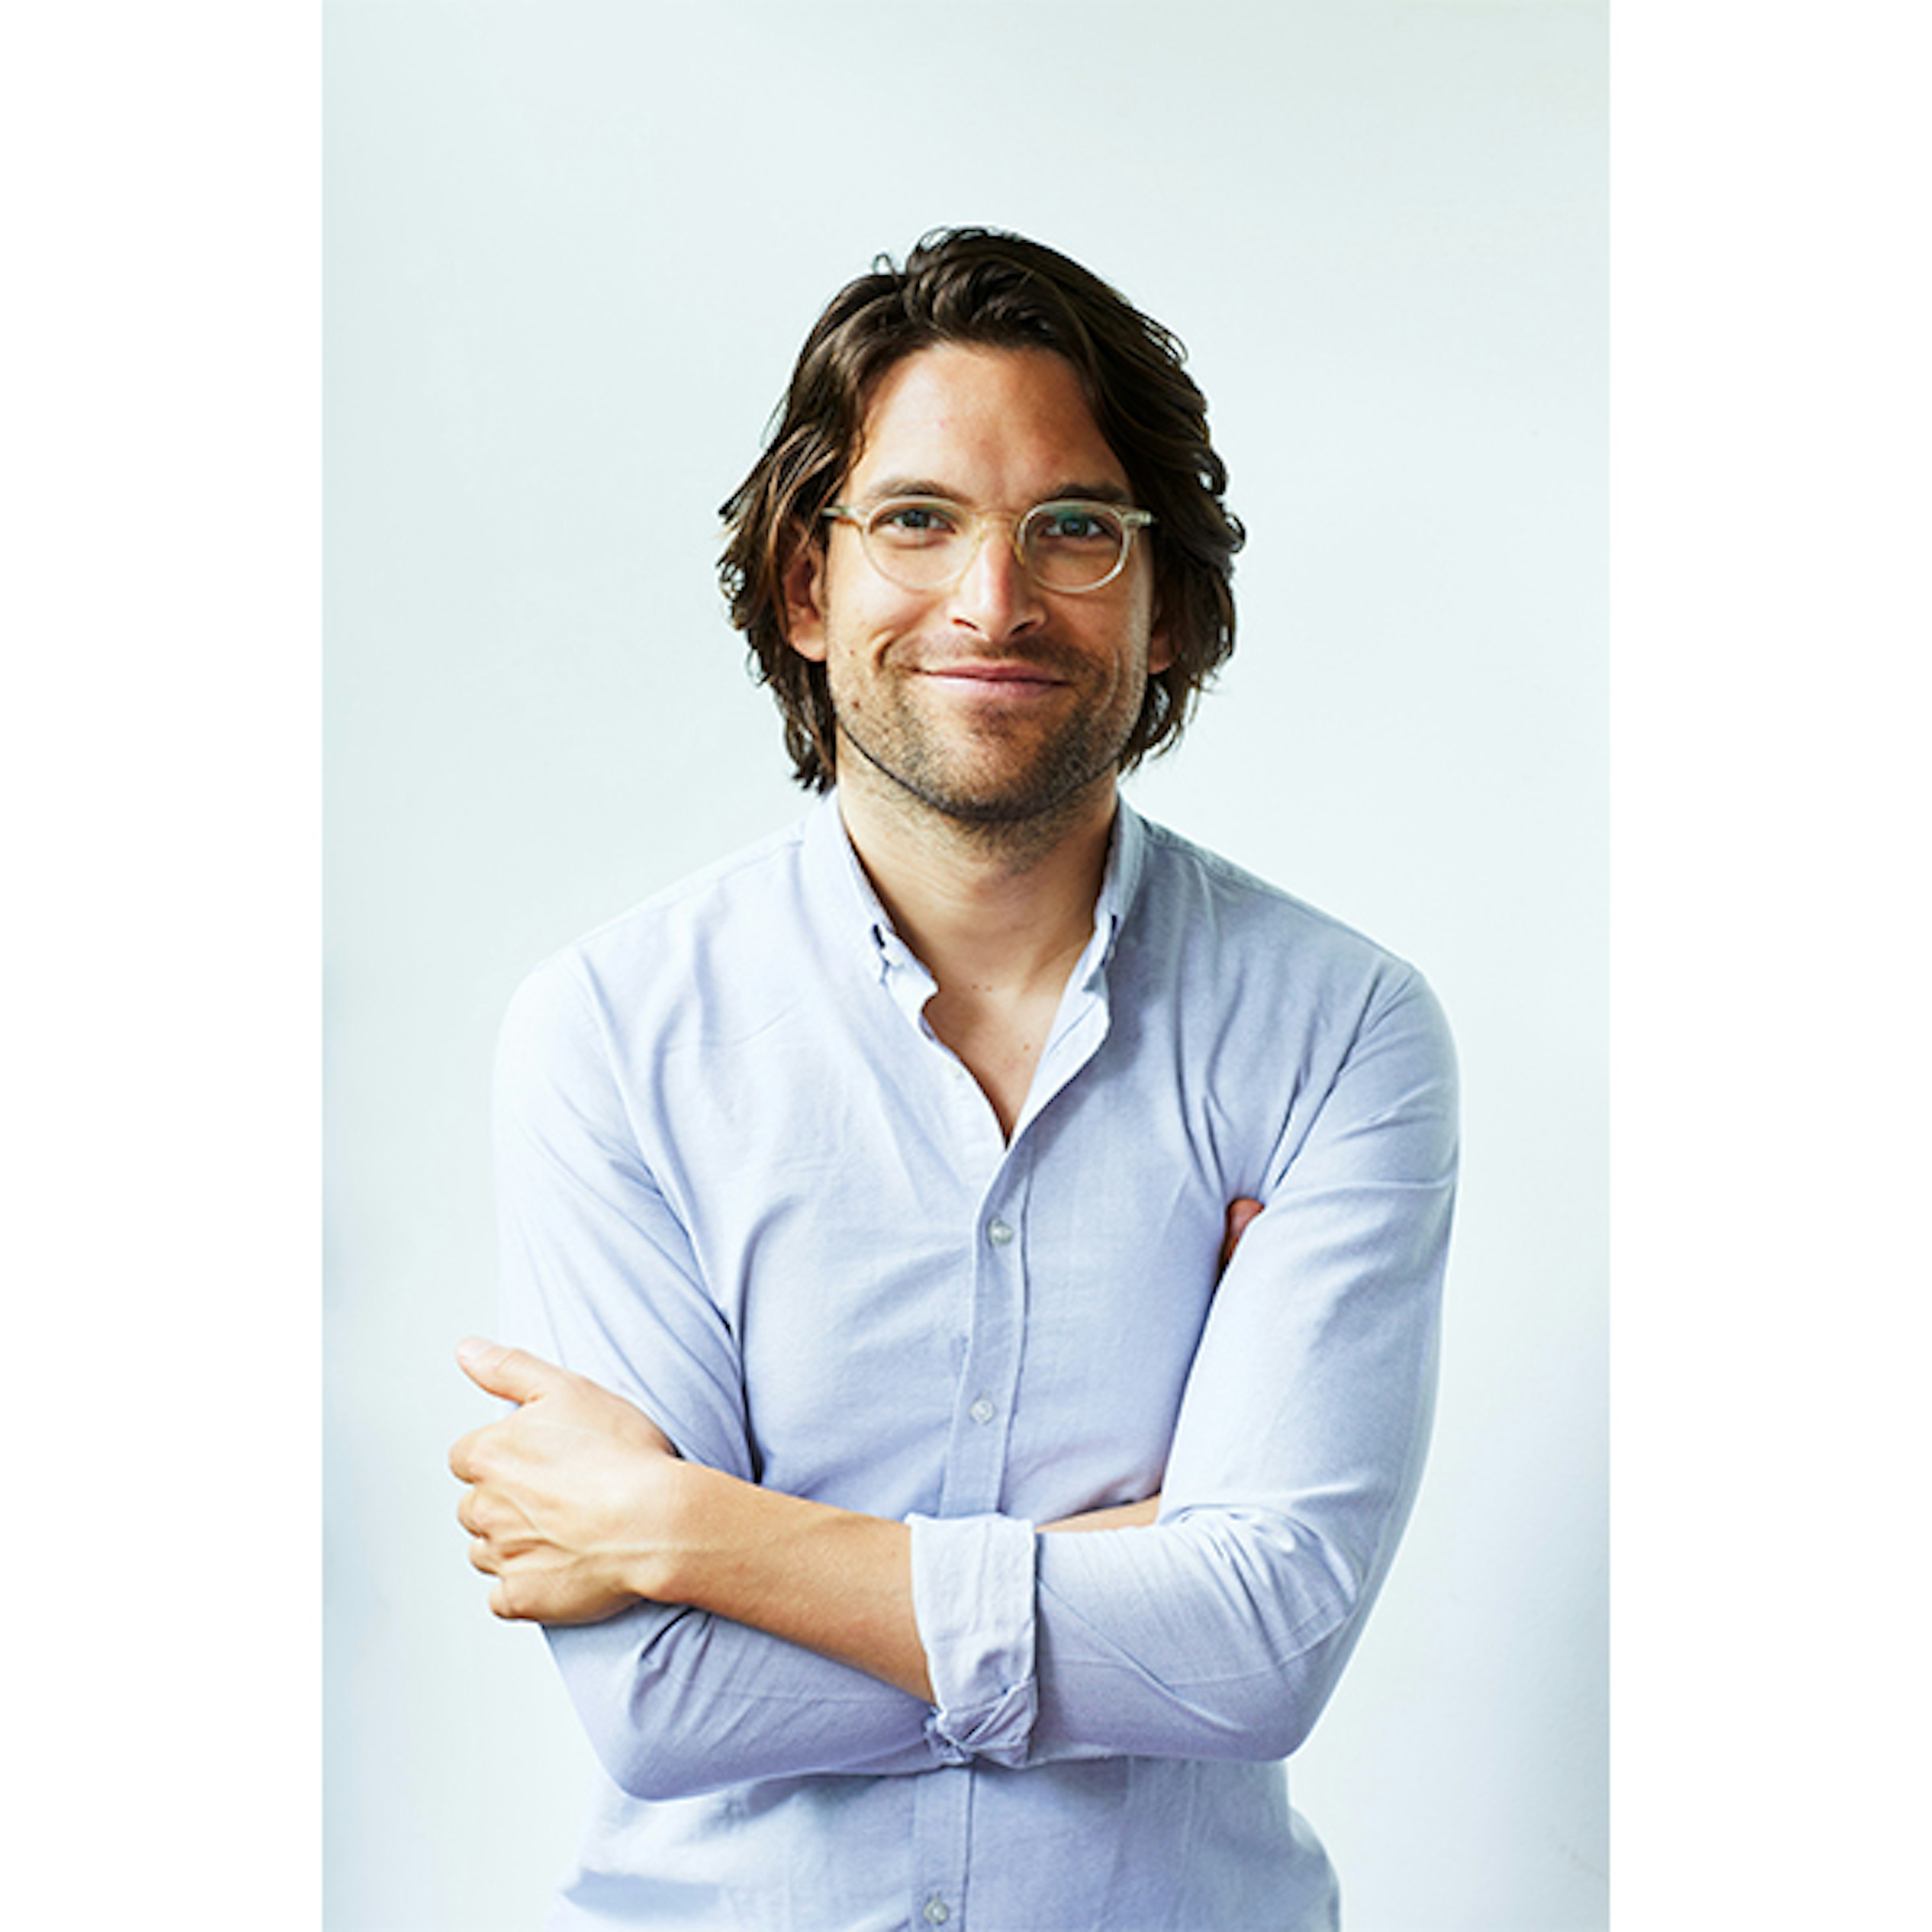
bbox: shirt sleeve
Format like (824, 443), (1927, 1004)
(906, 966), (1458, 1766)
(492, 956), (941, 1801)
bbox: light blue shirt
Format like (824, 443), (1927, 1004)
(494, 794), (1457, 1931)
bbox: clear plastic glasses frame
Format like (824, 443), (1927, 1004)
(822, 496), (1155, 595)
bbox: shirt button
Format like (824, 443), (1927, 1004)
(970, 1396), (996, 1425)
(923, 1899), (951, 1925)
(987, 1218), (1014, 1246)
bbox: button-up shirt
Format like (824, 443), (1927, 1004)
(493, 794), (1458, 1931)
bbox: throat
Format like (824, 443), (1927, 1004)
(832, 772), (1117, 1138)
(925, 980), (1070, 1141)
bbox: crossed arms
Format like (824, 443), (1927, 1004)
(449, 955), (1455, 1800)
(448, 1199), (1256, 1702)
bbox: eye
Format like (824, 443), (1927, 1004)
(1033, 505), (1119, 545)
(870, 500), (962, 545)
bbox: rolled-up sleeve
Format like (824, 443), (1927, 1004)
(907, 1511), (1038, 1766)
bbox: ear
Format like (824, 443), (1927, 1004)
(781, 537), (829, 663)
(1147, 598), (1175, 677)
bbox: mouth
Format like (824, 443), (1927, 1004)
(918, 660), (1070, 699)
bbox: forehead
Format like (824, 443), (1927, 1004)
(847, 344), (1129, 498)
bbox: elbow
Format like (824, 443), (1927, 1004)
(1242, 1621), (1358, 1761)
(1190, 1654), (1341, 1765)
(1249, 1681), (1329, 1762)
(584, 1684), (704, 1802)
(581, 1694), (749, 1806)
(596, 1737), (723, 1805)
(1168, 1515), (1367, 1762)
(605, 1643), (764, 1804)
(551, 1608), (746, 1803)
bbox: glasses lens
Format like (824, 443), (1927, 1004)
(862, 501), (971, 590)
(1022, 503), (1130, 590)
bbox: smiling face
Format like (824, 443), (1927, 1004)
(782, 344), (1171, 835)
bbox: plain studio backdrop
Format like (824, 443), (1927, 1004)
(325, 4), (1605, 1927)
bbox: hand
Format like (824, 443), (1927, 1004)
(1219, 1195), (1263, 1273)
(449, 1338), (682, 1625)
(1042, 1196), (1263, 1535)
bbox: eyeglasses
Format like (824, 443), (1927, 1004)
(822, 496), (1155, 595)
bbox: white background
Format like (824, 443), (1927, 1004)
(324, 6), (1604, 1927)
(7, 3), (1925, 1930)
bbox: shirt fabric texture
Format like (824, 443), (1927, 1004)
(494, 793), (1458, 1932)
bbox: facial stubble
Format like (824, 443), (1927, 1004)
(827, 640), (1152, 855)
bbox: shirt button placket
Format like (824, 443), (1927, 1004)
(953, 1207), (1020, 1509)
(980, 1215), (1017, 1453)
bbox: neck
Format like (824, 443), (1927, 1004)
(835, 767), (1118, 1001)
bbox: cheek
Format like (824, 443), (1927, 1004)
(831, 584), (938, 664)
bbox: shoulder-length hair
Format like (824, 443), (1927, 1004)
(718, 228), (1244, 791)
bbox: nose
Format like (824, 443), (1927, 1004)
(946, 516), (1044, 640)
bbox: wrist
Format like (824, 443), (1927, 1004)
(631, 1458), (749, 1607)
(606, 1448), (701, 1604)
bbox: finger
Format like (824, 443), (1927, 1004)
(1219, 1196), (1263, 1269)
(456, 1336), (564, 1405)
(448, 1427), (484, 1481)
(449, 1421), (508, 1483)
(468, 1536), (499, 1576)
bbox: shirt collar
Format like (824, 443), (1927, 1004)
(799, 787), (1148, 995)
(1086, 796), (1144, 986)
(798, 790), (921, 991)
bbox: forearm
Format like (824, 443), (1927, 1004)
(649, 1465), (932, 1701)
(1040, 1494), (1159, 1533)
(653, 1470), (1171, 1689)
(634, 1482), (1377, 1776)
(541, 1474), (1171, 1798)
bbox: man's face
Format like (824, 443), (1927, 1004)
(783, 344), (1171, 828)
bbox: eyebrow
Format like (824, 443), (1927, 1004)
(855, 476), (1137, 508)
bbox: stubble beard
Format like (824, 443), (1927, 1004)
(828, 650), (1148, 857)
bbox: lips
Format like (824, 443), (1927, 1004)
(918, 659), (1070, 693)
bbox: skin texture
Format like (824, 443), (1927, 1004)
(783, 344), (1171, 864)
(451, 345), (1257, 1699)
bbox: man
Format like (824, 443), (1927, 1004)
(450, 228), (1457, 1930)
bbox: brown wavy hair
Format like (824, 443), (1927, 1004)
(718, 228), (1244, 790)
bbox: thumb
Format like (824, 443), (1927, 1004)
(456, 1336), (561, 1404)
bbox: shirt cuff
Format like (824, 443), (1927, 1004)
(907, 1512), (1039, 1769)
